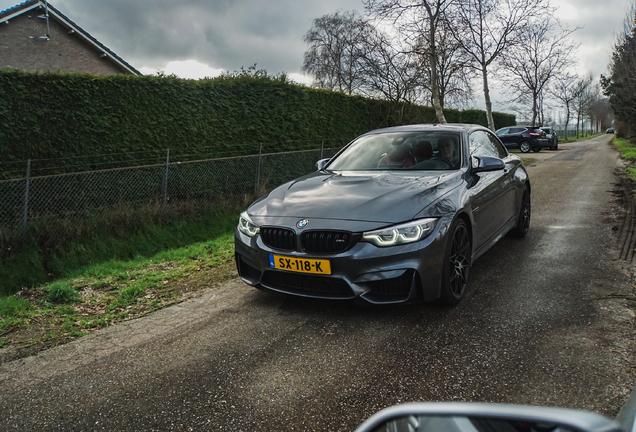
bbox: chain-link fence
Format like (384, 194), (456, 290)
(0, 143), (343, 231)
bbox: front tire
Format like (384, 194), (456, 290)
(532, 145), (541, 153)
(439, 219), (471, 306)
(519, 141), (531, 153)
(509, 187), (531, 238)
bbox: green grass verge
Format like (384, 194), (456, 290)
(614, 136), (636, 160)
(0, 231), (237, 347)
(521, 158), (536, 166)
(616, 137), (636, 182)
(0, 203), (240, 296)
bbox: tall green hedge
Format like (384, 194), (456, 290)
(0, 70), (515, 162)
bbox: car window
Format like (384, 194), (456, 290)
(485, 131), (508, 158)
(496, 128), (509, 136)
(327, 131), (462, 171)
(469, 130), (499, 159)
(510, 127), (526, 133)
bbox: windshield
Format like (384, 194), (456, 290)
(327, 132), (462, 171)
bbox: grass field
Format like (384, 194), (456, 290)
(0, 228), (238, 358)
(0, 200), (243, 358)
(615, 136), (636, 160)
(614, 136), (636, 184)
(0, 202), (240, 296)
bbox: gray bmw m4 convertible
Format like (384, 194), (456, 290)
(235, 124), (531, 305)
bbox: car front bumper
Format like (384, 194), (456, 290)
(234, 217), (453, 305)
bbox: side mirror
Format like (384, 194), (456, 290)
(354, 403), (622, 432)
(316, 158), (330, 171)
(471, 156), (505, 174)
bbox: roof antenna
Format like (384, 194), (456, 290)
(35, 0), (50, 40)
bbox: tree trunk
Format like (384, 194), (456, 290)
(531, 93), (538, 127)
(430, 26), (446, 124)
(482, 65), (495, 131)
(564, 105), (570, 140)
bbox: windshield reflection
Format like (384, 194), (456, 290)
(328, 132), (462, 171)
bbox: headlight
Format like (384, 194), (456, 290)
(362, 218), (437, 247)
(238, 211), (260, 237)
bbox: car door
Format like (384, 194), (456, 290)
(507, 127), (526, 147)
(496, 128), (510, 145)
(485, 130), (519, 224)
(467, 130), (513, 252)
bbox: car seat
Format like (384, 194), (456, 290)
(411, 141), (433, 162)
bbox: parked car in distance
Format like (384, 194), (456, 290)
(540, 127), (559, 150)
(235, 124), (531, 307)
(607, 128), (615, 134)
(495, 126), (548, 153)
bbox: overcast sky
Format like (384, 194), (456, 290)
(1, 0), (632, 113)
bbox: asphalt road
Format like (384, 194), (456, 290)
(2, 135), (635, 431)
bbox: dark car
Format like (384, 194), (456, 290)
(607, 128), (615, 134)
(540, 126), (559, 150)
(495, 126), (548, 153)
(235, 124), (531, 306)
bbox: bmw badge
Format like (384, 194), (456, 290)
(297, 219), (309, 229)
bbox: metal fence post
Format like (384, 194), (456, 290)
(22, 159), (31, 231)
(162, 149), (170, 206)
(320, 139), (325, 159)
(255, 143), (262, 195)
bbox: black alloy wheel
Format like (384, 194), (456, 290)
(439, 219), (471, 306)
(519, 141), (531, 153)
(509, 187), (531, 238)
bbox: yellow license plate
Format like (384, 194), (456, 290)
(269, 254), (331, 275)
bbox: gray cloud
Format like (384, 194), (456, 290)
(13, 0), (365, 73)
(555, 0), (632, 77)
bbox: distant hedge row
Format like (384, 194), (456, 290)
(0, 70), (516, 162)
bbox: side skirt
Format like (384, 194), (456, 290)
(472, 217), (518, 262)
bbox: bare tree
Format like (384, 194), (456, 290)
(414, 23), (475, 108)
(359, 31), (424, 105)
(446, 0), (548, 130)
(550, 73), (579, 140)
(500, 18), (578, 127)
(584, 84), (613, 133)
(302, 11), (373, 95)
(364, 0), (454, 123)
(572, 75), (593, 138)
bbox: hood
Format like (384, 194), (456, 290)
(249, 170), (463, 223)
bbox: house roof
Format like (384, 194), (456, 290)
(0, 0), (141, 75)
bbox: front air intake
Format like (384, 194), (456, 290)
(260, 227), (297, 251)
(301, 231), (352, 253)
